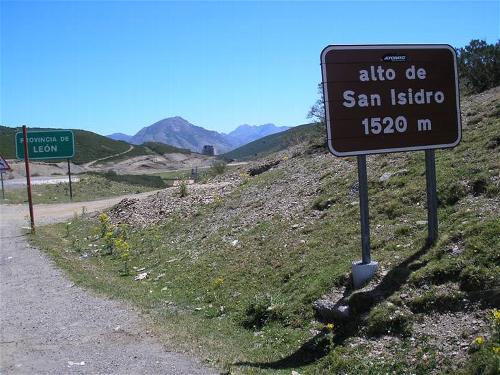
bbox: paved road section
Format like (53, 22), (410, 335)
(0, 194), (217, 374)
(4, 176), (81, 189)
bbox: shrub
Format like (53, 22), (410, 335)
(210, 160), (227, 175)
(98, 213), (111, 237)
(178, 181), (188, 197)
(312, 196), (336, 211)
(457, 39), (500, 95)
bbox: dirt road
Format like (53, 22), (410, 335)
(83, 145), (135, 168)
(0, 193), (217, 374)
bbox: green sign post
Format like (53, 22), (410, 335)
(16, 130), (75, 160)
(16, 128), (76, 208)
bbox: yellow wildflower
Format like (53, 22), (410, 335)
(213, 277), (224, 288)
(474, 336), (485, 346)
(98, 213), (110, 224)
(493, 344), (500, 355)
(492, 309), (500, 323)
(326, 323), (334, 331)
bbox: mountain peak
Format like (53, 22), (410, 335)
(130, 117), (233, 154)
(107, 118), (290, 154)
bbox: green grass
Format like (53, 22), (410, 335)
(90, 171), (166, 189)
(1, 174), (159, 204)
(29, 92), (500, 373)
(142, 141), (191, 155)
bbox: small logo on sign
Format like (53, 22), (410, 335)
(382, 54), (407, 62)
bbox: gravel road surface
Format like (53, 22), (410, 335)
(3, 176), (81, 189)
(0, 193), (217, 374)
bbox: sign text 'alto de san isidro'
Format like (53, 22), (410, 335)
(16, 129), (75, 160)
(320, 44), (461, 156)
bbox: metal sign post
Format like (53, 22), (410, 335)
(357, 156), (371, 264)
(67, 158), (73, 200)
(320, 44), (461, 288)
(425, 150), (438, 245)
(0, 154), (11, 200)
(1, 172), (4, 200)
(22, 126), (35, 233)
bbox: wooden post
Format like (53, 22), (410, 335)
(22, 125), (35, 233)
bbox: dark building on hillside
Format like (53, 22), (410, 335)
(202, 145), (215, 156)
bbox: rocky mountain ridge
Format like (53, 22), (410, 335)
(107, 117), (289, 154)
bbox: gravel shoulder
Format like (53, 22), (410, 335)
(0, 193), (217, 374)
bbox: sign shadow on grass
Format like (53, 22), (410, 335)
(233, 242), (433, 371)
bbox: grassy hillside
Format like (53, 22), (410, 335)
(0, 126), (19, 159)
(0, 126), (189, 164)
(31, 87), (500, 374)
(143, 141), (191, 155)
(222, 123), (323, 161)
(0, 126), (138, 164)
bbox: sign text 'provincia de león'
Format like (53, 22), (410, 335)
(16, 129), (75, 160)
(320, 44), (461, 156)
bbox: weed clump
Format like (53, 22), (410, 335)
(239, 294), (285, 329)
(98, 213), (111, 237)
(114, 237), (131, 275)
(459, 309), (500, 374)
(409, 284), (466, 313)
(210, 160), (227, 176)
(366, 302), (413, 337)
(178, 181), (188, 197)
(312, 196), (336, 211)
(438, 181), (468, 206)
(459, 266), (497, 293)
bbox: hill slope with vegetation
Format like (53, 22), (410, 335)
(32, 87), (499, 374)
(0, 126), (192, 164)
(222, 122), (323, 161)
(0, 126), (142, 164)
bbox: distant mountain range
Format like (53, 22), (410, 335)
(226, 123), (290, 148)
(107, 117), (289, 154)
(107, 132), (133, 143)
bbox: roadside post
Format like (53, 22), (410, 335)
(22, 126), (36, 233)
(320, 44), (461, 288)
(15, 128), (76, 229)
(0, 154), (11, 200)
(67, 158), (73, 200)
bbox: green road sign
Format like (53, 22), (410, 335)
(16, 130), (75, 160)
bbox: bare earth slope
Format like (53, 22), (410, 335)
(0, 196), (216, 374)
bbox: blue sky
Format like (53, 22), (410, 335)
(1, 1), (499, 135)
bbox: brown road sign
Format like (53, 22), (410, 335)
(320, 45), (461, 156)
